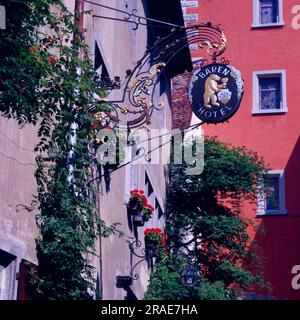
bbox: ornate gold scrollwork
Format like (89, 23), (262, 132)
(198, 31), (227, 57)
(149, 62), (166, 79)
(127, 78), (139, 91)
(120, 106), (129, 114)
(218, 31), (227, 56)
(156, 102), (164, 110)
(101, 23), (227, 130)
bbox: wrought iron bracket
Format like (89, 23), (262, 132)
(129, 240), (149, 281)
(128, 237), (199, 282)
(83, 2), (228, 129)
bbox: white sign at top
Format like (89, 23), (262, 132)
(181, 1), (198, 8)
(183, 13), (199, 23)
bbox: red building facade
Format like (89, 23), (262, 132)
(182, 0), (300, 299)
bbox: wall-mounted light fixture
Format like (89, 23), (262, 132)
(115, 275), (137, 300)
(180, 264), (199, 287)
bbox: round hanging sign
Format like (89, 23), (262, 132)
(188, 63), (244, 123)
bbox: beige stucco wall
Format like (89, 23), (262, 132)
(0, 1), (76, 300)
(0, 119), (38, 262)
(0, 118), (39, 299)
(83, 0), (170, 300)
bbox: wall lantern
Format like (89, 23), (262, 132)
(115, 276), (137, 300)
(180, 264), (199, 287)
(116, 276), (133, 288)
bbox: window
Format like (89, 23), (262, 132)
(0, 249), (17, 300)
(252, 70), (287, 114)
(260, 0), (278, 24)
(94, 41), (109, 80)
(257, 170), (287, 215)
(145, 172), (154, 200)
(155, 198), (164, 219)
(253, 0), (284, 27)
(259, 78), (281, 110)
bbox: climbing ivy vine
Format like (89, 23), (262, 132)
(0, 0), (121, 299)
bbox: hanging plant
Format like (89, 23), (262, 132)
(128, 190), (154, 223)
(144, 228), (167, 259)
(144, 228), (167, 245)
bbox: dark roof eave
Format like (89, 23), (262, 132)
(142, 0), (193, 78)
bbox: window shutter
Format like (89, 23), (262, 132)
(17, 259), (37, 300)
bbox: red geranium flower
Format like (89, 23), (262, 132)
(20, 80), (26, 93)
(147, 205), (155, 211)
(103, 126), (112, 131)
(91, 123), (99, 129)
(144, 228), (167, 253)
(43, 38), (54, 46)
(47, 56), (57, 65)
(28, 46), (37, 53)
(144, 229), (151, 235)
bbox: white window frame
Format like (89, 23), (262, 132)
(257, 169), (287, 216)
(252, 70), (287, 114)
(252, 0), (284, 28)
(0, 5), (6, 30)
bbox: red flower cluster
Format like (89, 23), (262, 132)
(145, 203), (155, 211)
(144, 228), (167, 247)
(130, 189), (144, 196)
(43, 38), (54, 46)
(130, 190), (154, 210)
(130, 190), (145, 204)
(103, 126), (112, 132)
(144, 228), (161, 235)
(129, 190), (154, 221)
(90, 122), (99, 129)
(47, 56), (57, 65)
(28, 46), (37, 53)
